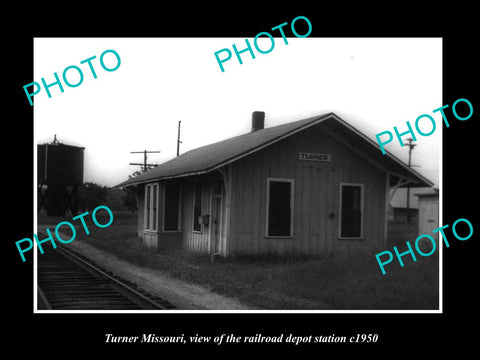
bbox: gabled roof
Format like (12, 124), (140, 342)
(115, 113), (433, 188)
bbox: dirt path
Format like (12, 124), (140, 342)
(65, 239), (251, 310)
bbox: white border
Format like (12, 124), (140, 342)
(33, 37), (442, 314)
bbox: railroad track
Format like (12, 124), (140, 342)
(37, 245), (177, 310)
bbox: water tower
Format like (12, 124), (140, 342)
(38, 136), (85, 216)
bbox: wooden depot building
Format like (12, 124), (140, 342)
(116, 112), (433, 257)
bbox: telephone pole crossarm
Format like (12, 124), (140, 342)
(129, 150), (161, 172)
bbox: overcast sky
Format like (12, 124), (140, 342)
(34, 37), (441, 188)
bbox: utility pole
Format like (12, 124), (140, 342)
(52, 134), (60, 145)
(405, 138), (416, 223)
(130, 150), (161, 172)
(177, 120), (182, 156)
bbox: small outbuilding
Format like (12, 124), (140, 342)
(416, 188), (439, 240)
(116, 112), (433, 257)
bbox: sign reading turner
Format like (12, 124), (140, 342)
(298, 152), (331, 162)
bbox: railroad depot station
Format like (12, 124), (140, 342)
(116, 112), (433, 257)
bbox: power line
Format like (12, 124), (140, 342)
(129, 150), (161, 172)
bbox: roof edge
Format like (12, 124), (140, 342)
(328, 114), (434, 188)
(114, 112), (435, 189)
(114, 113), (335, 188)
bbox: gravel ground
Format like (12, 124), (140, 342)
(64, 239), (251, 311)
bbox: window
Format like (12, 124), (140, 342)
(193, 183), (202, 232)
(266, 178), (294, 237)
(339, 183), (363, 238)
(144, 183), (159, 231)
(164, 184), (181, 231)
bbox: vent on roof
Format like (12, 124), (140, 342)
(251, 111), (265, 132)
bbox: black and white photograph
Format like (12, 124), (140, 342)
(7, 7), (479, 355)
(33, 37), (441, 312)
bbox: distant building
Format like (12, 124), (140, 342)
(387, 187), (428, 222)
(116, 112), (432, 257)
(416, 188), (439, 240)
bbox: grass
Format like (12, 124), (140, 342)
(38, 211), (439, 310)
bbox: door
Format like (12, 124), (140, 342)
(212, 195), (222, 254)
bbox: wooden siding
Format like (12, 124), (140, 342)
(144, 231), (158, 251)
(228, 123), (387, 256)
(157, 232), (183, 249)
(138, 177), (221, 253)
